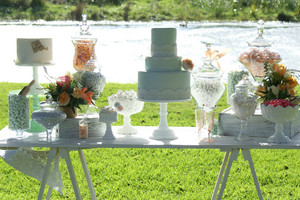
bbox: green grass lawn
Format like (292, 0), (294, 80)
(0, 82), (299, 199)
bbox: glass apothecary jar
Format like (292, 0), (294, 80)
(230, 75), (257, 140)
(81, 55), (106, 100)
(227, 62), (251, 105)
(72, 14), (97, 71)
(31, 98), (66, 142)
(238, 20), (281, 78)
(191, 57), (225, 109)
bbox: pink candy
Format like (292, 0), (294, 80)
(263, 99), (295, 108)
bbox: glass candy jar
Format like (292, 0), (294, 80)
(31, 98), (67, 142)
(238, 20), (281, 78)
(81, 55), (106, 100)
(72, 14), (97, 71)
(191, 57), (225, 109)
(227, 63), (251, 105)
(230, 75), (257, 140)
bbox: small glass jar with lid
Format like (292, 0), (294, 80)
(230, 75), (257, 141)
(238, 20), (281, 78)
(72, 13), (97, 71)
(227, 62), (251, 105)
(191, 57), (225, 109)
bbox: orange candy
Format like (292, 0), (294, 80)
(73, 40), (96, 71)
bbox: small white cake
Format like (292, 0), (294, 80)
(16, 38), (53, 64)
(99, 106), (118, 122)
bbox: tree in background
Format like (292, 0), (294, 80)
(30, 0), (45, 7)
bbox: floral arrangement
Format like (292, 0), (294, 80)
(255, 62), (299, 105)
(46, 72), (94, 113)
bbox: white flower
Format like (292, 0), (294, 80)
(268, 85), (279, 98)
(284, 71), (292, 79)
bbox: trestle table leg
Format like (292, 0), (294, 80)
(46, 187), (53, 200)
(217, 149), (239, 200)
(78, 149), (97, 200)
(211, 151), (230, 200)
(242, 149), (263, 200)
(60, 148), (82, 200)
(38, 148), (58, 200)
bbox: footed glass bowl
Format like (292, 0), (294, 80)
(261, 104), (299, 144)
(108, 90), (144, 135)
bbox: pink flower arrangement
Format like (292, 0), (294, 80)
(46, 74), (94, 114)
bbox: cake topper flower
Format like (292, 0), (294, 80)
(182, 58), (194, 71)
(255, 62), (299, 105)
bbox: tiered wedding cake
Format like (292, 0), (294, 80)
(137, 28), (191, 101)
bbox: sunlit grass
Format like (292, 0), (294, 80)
(0, 82), (299, 199)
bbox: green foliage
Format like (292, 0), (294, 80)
(0, 0), (300, 21)
(30, 0), (45, 8)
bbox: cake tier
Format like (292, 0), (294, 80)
(137, 71), (191, 101)
(151, 28), (176, 46)
(16, 38), (52, 64)
(145, 56), (182, 72)
(151, 28), (177, 57)
(151, 44), (177, 57)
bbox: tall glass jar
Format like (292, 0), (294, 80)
(230, 75), (257, 140)
(72, 14), (97, 71)
(191, 57), (225, 109)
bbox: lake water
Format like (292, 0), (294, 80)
(1, 20), (300, 84)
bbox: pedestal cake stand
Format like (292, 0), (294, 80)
(15, 62), (54, 132)
(138, 98), (190, 140)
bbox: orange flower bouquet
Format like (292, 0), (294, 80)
(46, 73), (94, 114)
(255, 62), (298, 103)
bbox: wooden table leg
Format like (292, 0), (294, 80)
(38, 148), (58, 200)
(78, 149), (97, 200)
(217, 149), (239, 200)
(59, 148), (82, 200)
(211, 151), (230, 200)
(242, 149), (263, 200)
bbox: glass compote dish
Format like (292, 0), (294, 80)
(31, 97), (67, 142)
(108, 90), (144, 135)
(261, 101), (299, 144)
(230, 75), (257, 141)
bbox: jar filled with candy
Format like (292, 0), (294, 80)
(238, 20), (281, 78)
(72, 13), (97, 71)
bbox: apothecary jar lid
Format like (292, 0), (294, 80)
(193, 57), (222, 78)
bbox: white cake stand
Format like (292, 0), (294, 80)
(15, 61), (54, 132)
(138, 98), (191, 140)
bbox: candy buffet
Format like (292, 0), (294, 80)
(1, 19), (300, 200)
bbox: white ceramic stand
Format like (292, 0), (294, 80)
(102, 122), (116, 140)
(138, 98), (190, 140)
(151, 103), (177, 140)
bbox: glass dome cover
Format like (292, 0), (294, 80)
(193, 57), (222, 78)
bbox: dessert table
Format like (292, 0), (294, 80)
(0, 126), (299, 200)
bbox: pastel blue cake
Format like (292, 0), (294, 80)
(138, 28), (191, 101)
